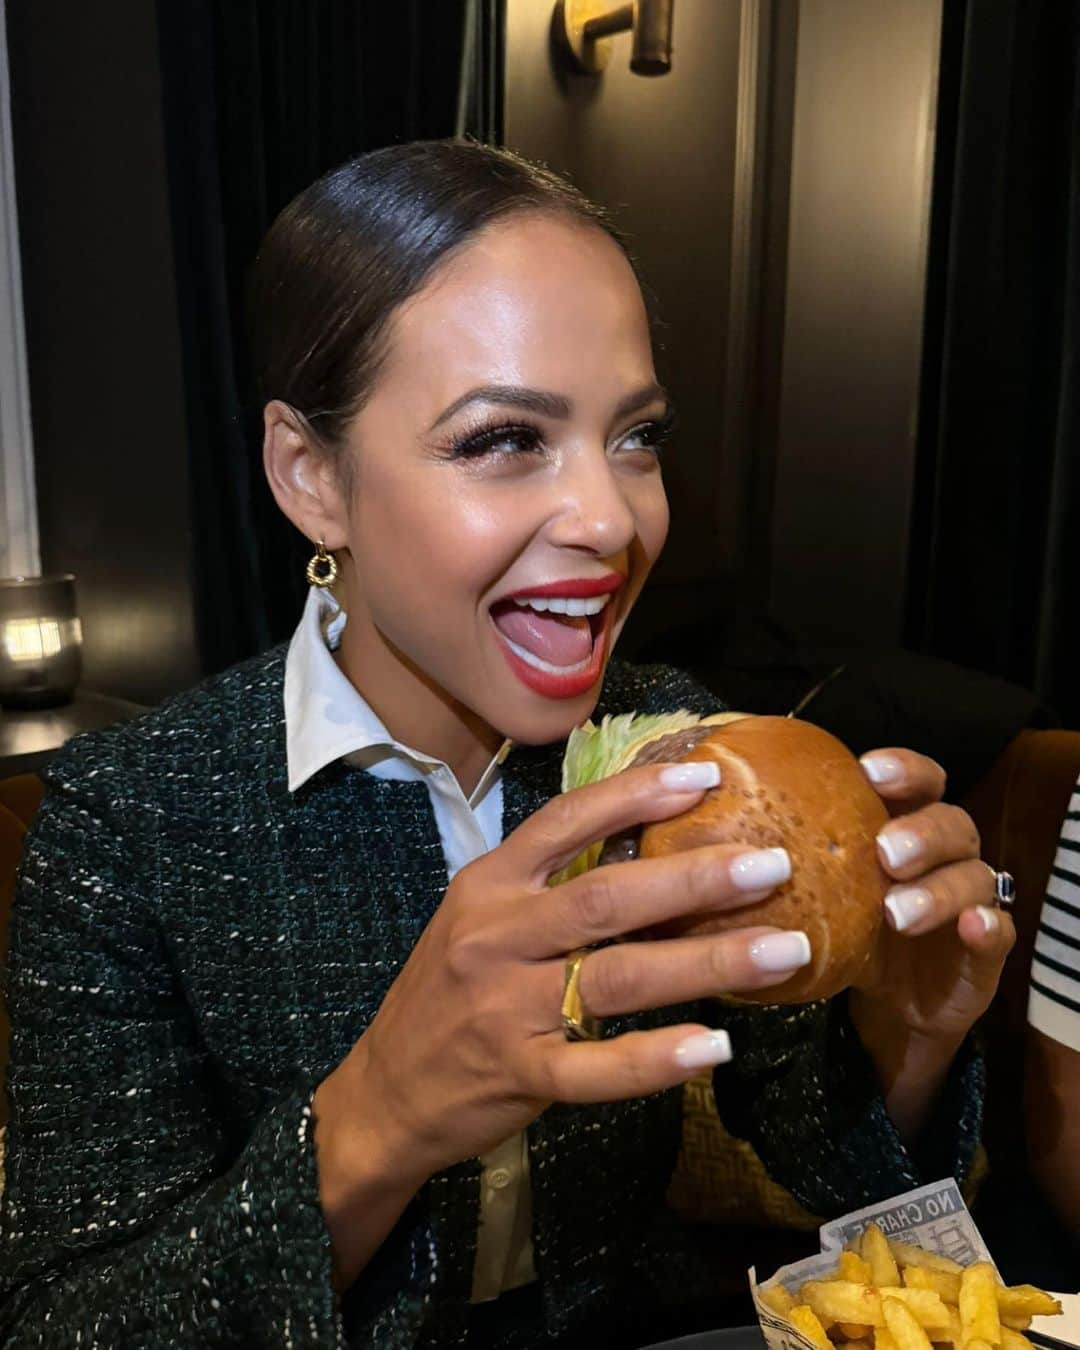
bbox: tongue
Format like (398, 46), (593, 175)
(492, 603), (594, 667)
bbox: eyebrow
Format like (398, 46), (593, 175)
(427, 381), (670, 430)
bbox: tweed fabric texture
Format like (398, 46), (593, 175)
(0, 649), (982, 1346)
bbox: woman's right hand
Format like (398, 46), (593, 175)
(319, 762), (809, 1182)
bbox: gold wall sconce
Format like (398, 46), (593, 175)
(553, 0), (675, 77)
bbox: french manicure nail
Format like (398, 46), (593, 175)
(877, 827), (923, 870)
(860, 754), (904, 785)
(748, 931), (812, 974)
(730, 847), (792, 892)
(658, 761), (721, 791)
(884, 886), (933, 931)
(674, 1029), (733, 1069)
(976, 904), (999, 935)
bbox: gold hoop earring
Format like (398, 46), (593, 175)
(305, 539), (339, 588)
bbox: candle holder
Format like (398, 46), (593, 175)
(0, 575), (83, 710)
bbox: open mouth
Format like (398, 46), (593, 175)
(488, 581), (623, 698)
(490, 594), (609, 673)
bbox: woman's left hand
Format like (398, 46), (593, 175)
(847, 748), (1015, 1137)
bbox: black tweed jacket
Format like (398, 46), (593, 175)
(0, 649), (981, 1347)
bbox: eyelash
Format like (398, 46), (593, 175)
(444, 408), (676, 462)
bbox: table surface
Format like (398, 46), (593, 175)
(0, 690), (146, 777)
(643, 1326), (765, 1350)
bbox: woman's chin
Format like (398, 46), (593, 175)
(483, 671), (607, 748)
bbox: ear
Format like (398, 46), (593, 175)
(262, 400), (350, 549)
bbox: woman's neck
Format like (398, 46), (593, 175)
(333, 616), (505, 799)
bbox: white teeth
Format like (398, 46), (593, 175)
(512, 595), (609, 617)
(501, 635), (592, 676)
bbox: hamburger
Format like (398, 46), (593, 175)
(553, 710), (890, 1003)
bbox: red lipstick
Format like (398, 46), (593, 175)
(501, 572), (626, 601)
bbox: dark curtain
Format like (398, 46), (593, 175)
(907, 0), (1080, 726)
(156, 0), (502, 676)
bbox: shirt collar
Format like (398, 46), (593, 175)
(283, 585), (511, 796)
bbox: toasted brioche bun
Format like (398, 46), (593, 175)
(635, 716), (889, 1003)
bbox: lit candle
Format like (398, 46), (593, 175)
(0, 575), (83, 709)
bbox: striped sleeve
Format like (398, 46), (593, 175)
(1027, 775), (1080, 1051)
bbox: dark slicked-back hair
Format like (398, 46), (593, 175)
(249, 139), (635, 460)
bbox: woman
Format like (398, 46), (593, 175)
(0, 142), (1012, 1348)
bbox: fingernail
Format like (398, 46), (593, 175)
(877, 827), (924, 870)
(860, 754), (904, 785)
(976, 904), (999, 934)
(674, 1029), (733, 1069)
(658, 761), (721, 791)
(730, 847), (792, 892)
(885, 886), (933, 931)
(748, 931), (812, 974)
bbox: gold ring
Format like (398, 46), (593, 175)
(562, 947), (603, 1041)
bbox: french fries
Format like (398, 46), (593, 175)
(997, 1287), (1062, 1319)
(758, 1223), (1062, 1350)
(903, 1269), (1059, 1325)
(836, 1324), (874, 1342)
(940, 1307), (964, 1348)
(790, 1305), (834, 1350)
(761, 1283), (797, 1318)
(904, 1267), (961, 1305)
(1000, 1329), (1035, 1350)
(889, 1241), (964, 1276)
(799, 1282), (950, 1331)
(883, 1296), (935, 1350)
(838, 1253), (875, 1285)
(960, 1263), (1001, 1347)
(864, 1224), (902, 1288)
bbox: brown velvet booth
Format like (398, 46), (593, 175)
(0, 772), (45, 1126)
(1, 730), (1079, 1213)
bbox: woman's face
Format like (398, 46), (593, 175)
(339, 212), (671, 748)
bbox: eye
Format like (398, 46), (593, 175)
(444, 422), (544, 460)
(617, 408), (676, 457)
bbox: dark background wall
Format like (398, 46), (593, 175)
(6, 0), (200, 705)
(504, 0), (748, 657)
(767, 0), (941, 649)
(504, 0), (942, 659)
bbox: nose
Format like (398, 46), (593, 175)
(545, 446), (639, 558)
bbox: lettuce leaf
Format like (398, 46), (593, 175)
(560, 709), (705, 792)
(551, 708), (705, 885)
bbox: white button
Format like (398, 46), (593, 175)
(488, 1167), (512, 1191)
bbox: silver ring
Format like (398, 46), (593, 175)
(991, 869), (1016, 908)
